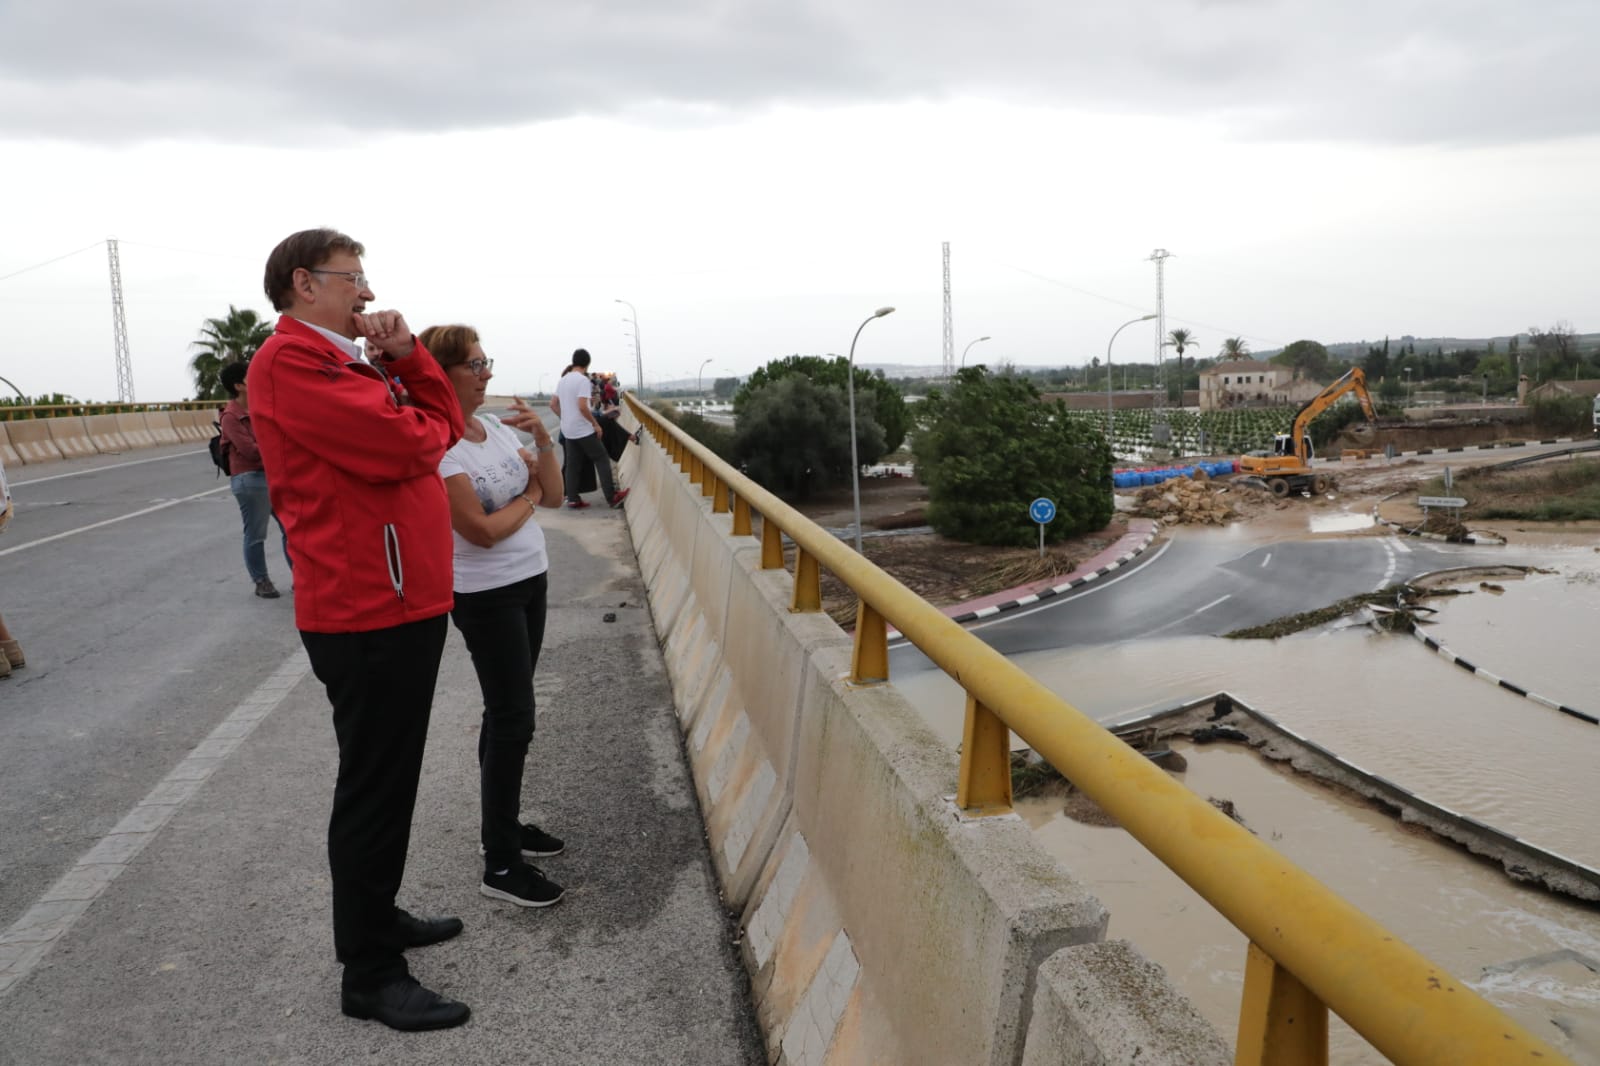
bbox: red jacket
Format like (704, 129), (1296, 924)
(247, 317), (465, 633)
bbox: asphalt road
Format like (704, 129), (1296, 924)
(0, 443), (304, 926)
(0, 423), (764, 1064)
(891, 524), (1511, 673)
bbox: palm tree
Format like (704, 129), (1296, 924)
(190, 306), (273, 399)
(1167, 328), (1197, 404)
(1219, 337), (1250, 359)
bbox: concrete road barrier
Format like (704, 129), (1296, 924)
(114, 413), (156, 448)
(143, 412), (181, 445)
(4, 420), (64, 464)
(45, 415), (97, 459)
(620, 420), (1219, 1066)
(0, 423), (20, 467)
(169, 410), (212, 442)
(83, 413), (131, 453)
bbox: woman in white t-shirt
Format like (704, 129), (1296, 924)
(0, 453), (25, 679)
(420, 324), (567, 910)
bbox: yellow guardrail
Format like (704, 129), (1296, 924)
(626, 394), (1569, 1066)
(0, 401), (224, 421)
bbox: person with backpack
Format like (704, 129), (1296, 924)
(218, 360), (290, 599)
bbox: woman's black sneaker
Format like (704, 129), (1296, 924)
(479, 823), (565, 859)
(481, 862), (565, 908)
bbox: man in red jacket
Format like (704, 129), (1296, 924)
(248, 229), (469, 1031)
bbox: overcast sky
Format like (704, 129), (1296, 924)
(2, 0), (1596, 400)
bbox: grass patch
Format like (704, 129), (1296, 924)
(1445, 459), (1600, 522)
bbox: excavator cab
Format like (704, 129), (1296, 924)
(1270, 434), (1313, 460)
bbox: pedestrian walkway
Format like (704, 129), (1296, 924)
(0, 505), (764, 1065)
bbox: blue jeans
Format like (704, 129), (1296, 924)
(229, 471), (289, 583)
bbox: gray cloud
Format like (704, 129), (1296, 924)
(2, 0), (1594, 145)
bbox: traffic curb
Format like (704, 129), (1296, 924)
(888, 520), (1159, 639)
(1407, 624), (1597, 725)
(1333, 436), (1578, 461)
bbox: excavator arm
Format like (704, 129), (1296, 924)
(1286, 367), (1376, 463)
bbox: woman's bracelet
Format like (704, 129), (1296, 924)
(535, 441), (555, 454)
(521, 494), (536, 511)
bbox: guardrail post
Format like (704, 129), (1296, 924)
(791, 548), (821, 611)
(690, 453), (705, 486)
(956, 695), (1013, 815)
(1235, 942), (1328, 1066)
(711, 476), (730, 514)
(760, 517), (784, 569)
(701, 468), (717, 500)
(850, 600), (888, 684)
(733, 495), (753, 536)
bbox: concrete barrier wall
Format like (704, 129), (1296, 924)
(83, 413), (130, 453)
(4, 420), (64, 464)
(169, 410), (212, 442)
(142, 412), (182, 445)
(45, 415), (97, 459)
(0, 423), (19, 467)
(114, 413), (156, 448)
(620, 422), (1225, 1066)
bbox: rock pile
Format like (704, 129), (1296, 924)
(1132, 473), (1236, 525)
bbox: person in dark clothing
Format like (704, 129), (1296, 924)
(217, 360), (291, 598)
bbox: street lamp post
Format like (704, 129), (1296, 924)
(615, 299), (643, 396)
(848, 306), (896, 553)
(1482, 373), (1489, 407)
(698, 358), (713, 397)
(1107, 315), (1158, 449)
(1404, 367), (1413, 407)
(959, 335), (992, 369)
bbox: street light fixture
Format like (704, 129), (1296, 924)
(1107, 315), (1158, 449)
(615, 299), (643, 396)
(698, 358), (713, 397)
(959, 335), (992, 369)
(848, 306), (896, 553)
(1403, 366), (1413, 407)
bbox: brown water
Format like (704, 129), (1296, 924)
(890, 557), (1600, 1063)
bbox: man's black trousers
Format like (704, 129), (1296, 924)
(301, 613), (448, 990)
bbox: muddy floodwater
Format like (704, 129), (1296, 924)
(890, 555), (1600, 1063)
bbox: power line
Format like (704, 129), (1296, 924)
(0, 241), (104, 283)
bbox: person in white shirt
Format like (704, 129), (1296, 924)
(420, 324), (568, 911)
(551, 348), (627, 510)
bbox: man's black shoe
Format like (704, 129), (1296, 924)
(341, 976), (470, 1031)
(394, 908), (463, 949)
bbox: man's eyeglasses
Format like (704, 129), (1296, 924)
(463, 358), (494, 375)
(308, 269), (369, 289)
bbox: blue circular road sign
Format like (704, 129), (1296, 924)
(1029, 497), (1057, 524)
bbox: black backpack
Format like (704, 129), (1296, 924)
(208, 420), (232, 477)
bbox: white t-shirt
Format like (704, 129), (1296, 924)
(555, 370), (595, 440)
(438, 413), (549, 594)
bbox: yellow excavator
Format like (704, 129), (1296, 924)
(1237, 367), (1377, 497)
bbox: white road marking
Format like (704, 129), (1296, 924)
(958, 539), (1176, 635)
(0, 486), (228, 557)
(1135, 594), (1233, 639)
(1373, 539), (1399, 592)
(10, 449), (208, 487)
(0, 649), (312, 998)
(1260, 553), (1272, 568)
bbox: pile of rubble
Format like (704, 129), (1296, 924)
(1131, 471), (1236, 525)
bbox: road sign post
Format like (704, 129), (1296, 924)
(1029, 497), (1056, 558)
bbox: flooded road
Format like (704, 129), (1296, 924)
(890, 546), (1600, 1062)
